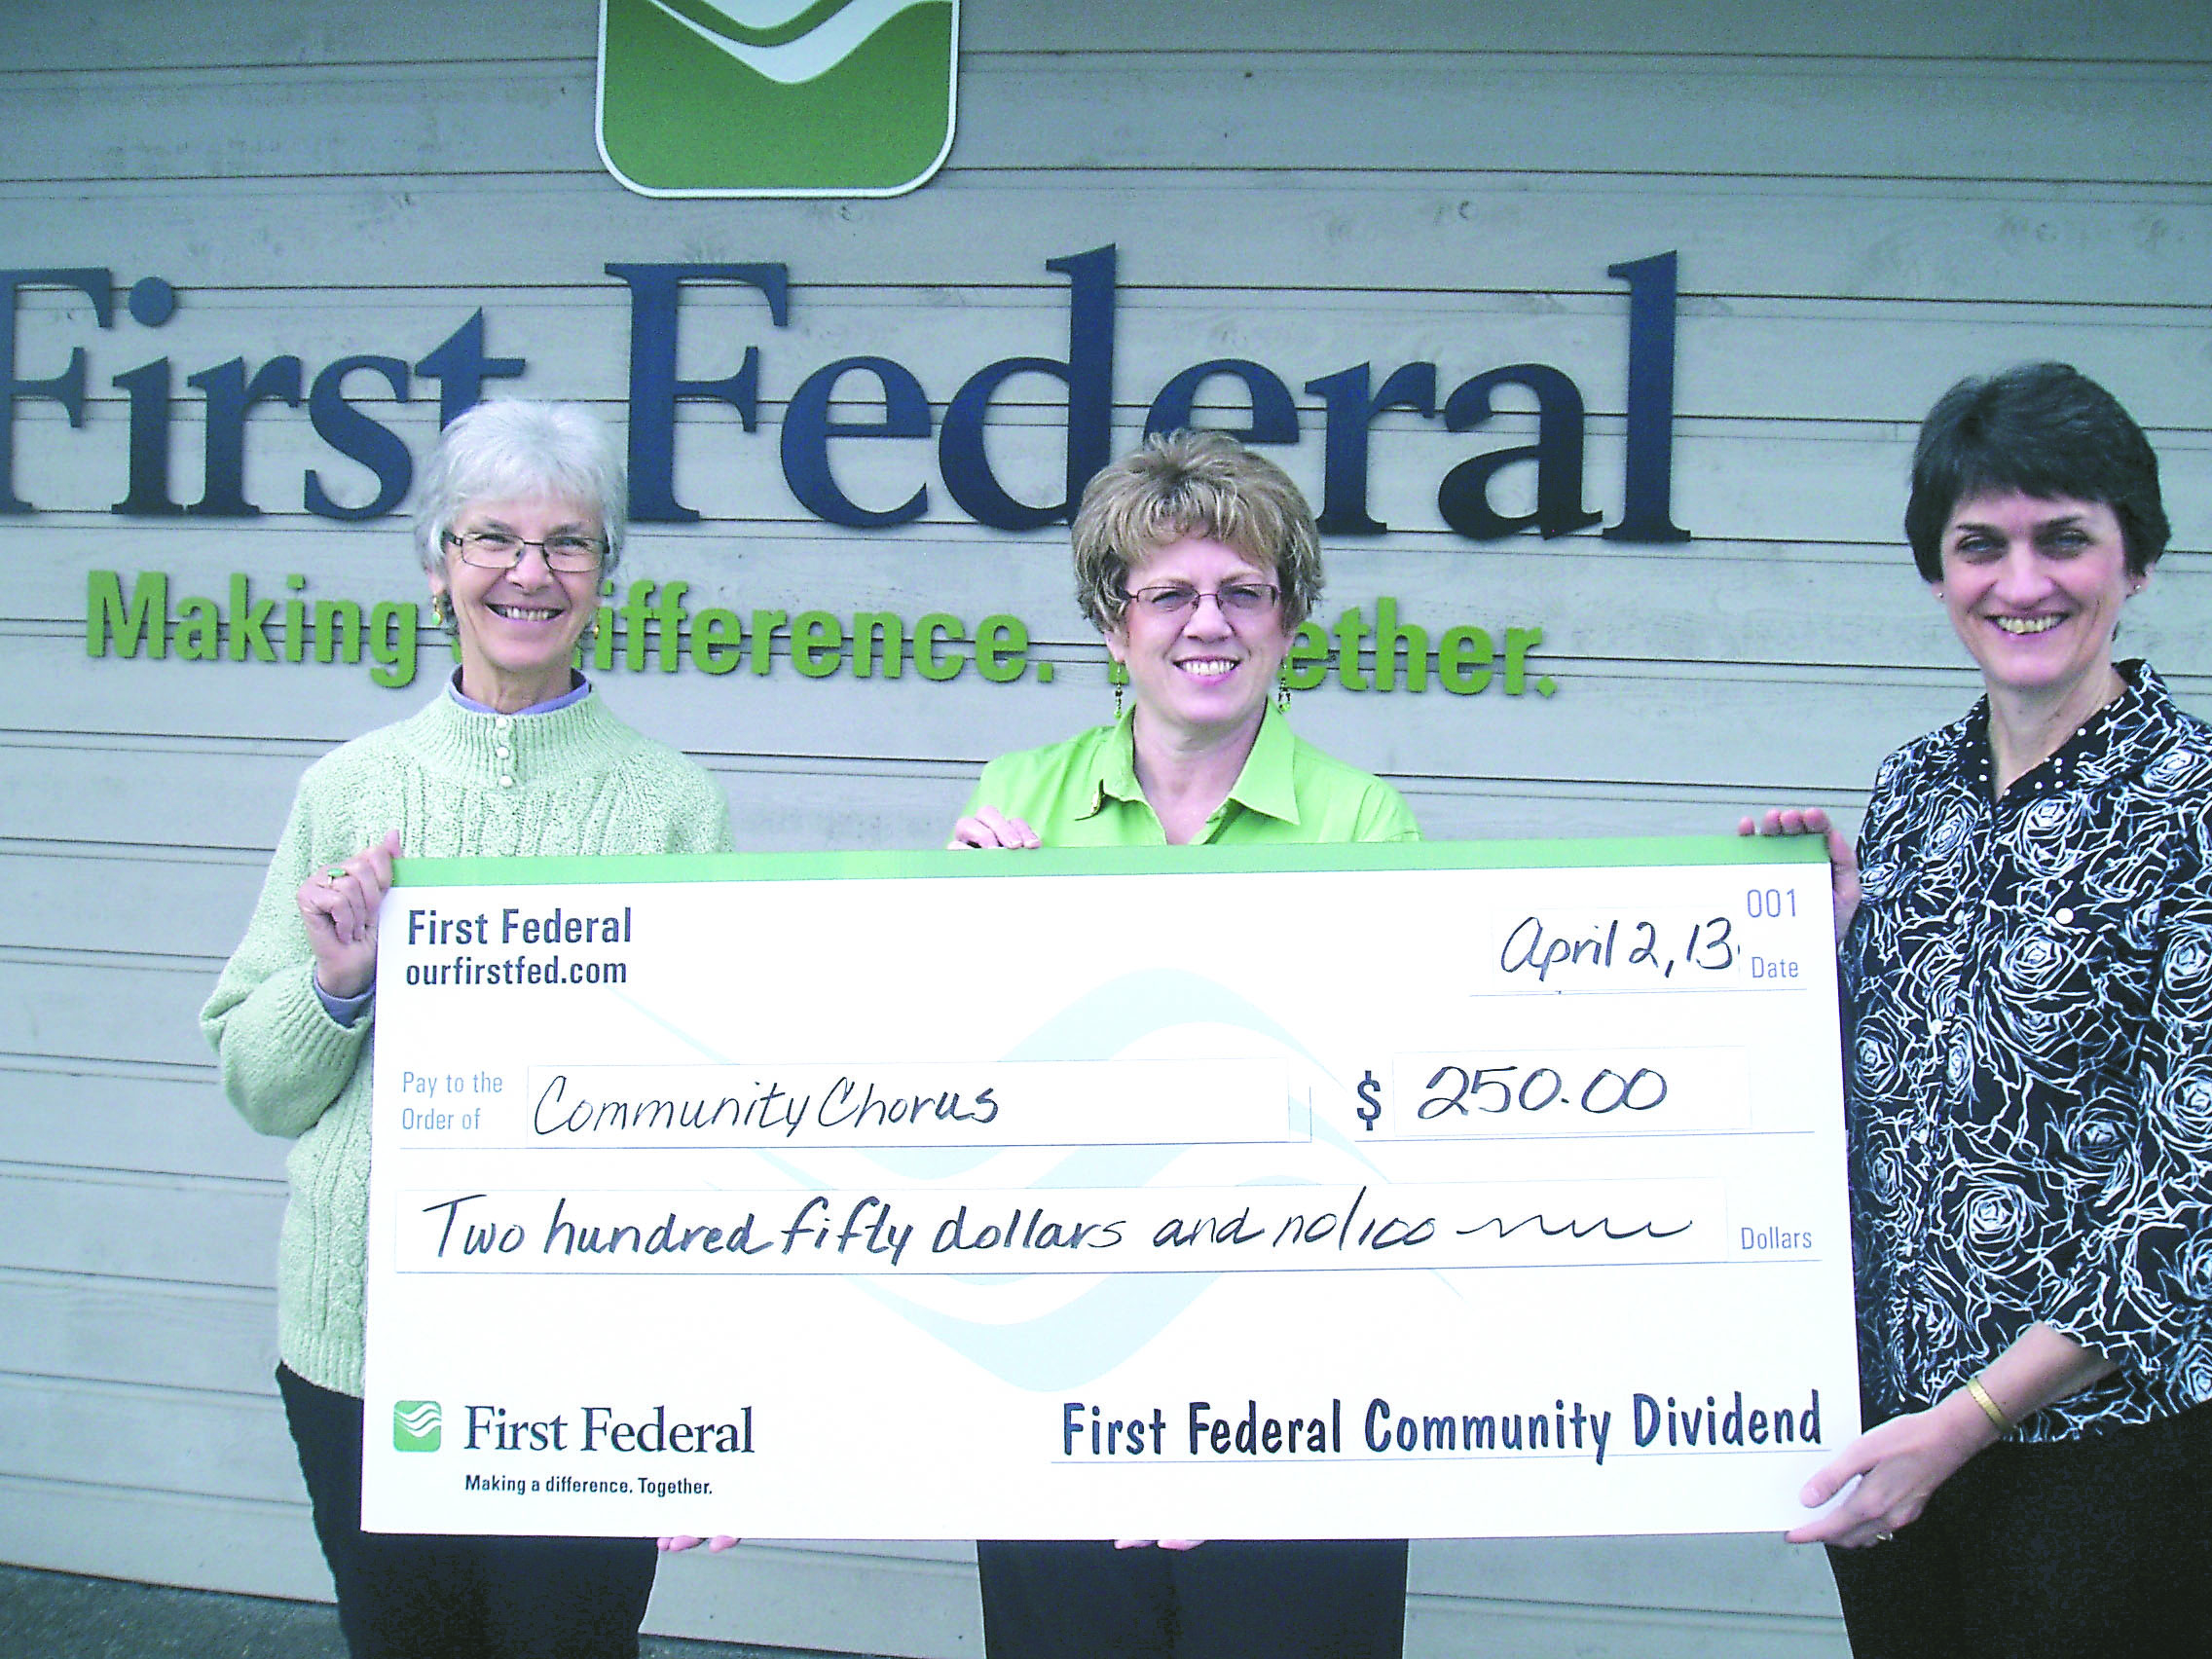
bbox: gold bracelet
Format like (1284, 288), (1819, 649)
(1964, 1375), (2012, 1435)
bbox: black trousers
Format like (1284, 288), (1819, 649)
(278, 1365), (658, 1659)
(1826, 1402), (2212, 1659)
(976, 1538), (1408, 1659)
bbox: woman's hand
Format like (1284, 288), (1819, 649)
(1113, 1539), (1204, 1551)
(1737, 808), (1860, 937)
(295, 830), (401, 1000)
(1784, 1394), (1996, 1549)
(658, 1534), (740, 1553)
(951, 806), (1043, 849)
(1788, 1325), (2113, 1549)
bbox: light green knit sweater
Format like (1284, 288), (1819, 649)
(203, 690), (734, 1397)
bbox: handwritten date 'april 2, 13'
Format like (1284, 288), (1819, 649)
(1499, 914), (1738, 984)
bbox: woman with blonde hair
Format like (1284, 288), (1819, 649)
(955, 428), (1414, 1659)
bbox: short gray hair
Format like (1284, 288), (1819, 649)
(1071, 430), (1324, 631)
(413, 400), (628, 577)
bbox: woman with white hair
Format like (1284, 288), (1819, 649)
(203, 400), (732, 1657)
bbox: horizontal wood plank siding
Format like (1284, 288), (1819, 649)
(4, 3), (2205, 1653)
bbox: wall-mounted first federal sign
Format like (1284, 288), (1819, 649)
(596, 0), (959, 197)
(360, 838), (1862, 1541)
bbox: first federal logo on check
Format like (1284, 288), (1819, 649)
(597, 0), (960, 197)
(393, 1400), (444, 1453)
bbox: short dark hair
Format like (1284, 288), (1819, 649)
(1904, 362), (2167, 580)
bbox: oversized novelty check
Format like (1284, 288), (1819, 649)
(361, 838), (1858, 1538)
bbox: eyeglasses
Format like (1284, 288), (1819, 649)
(444, 529), (607, 573)
(1124, 581), (1281, 620)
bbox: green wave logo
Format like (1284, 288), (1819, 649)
(598, 0), (959, 197)
(622, 967), (1381, 1391)
(393, 1399), (443, 1452)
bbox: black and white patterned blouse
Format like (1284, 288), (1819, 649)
(1842, 661), (2212, 1440)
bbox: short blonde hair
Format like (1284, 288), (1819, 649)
(1071, 430), (1323, 631)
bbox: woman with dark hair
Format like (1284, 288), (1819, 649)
(1751, 362), (2212, 1654)
(203, 400), (733, 1658)
(954, 429), (1415, 1659)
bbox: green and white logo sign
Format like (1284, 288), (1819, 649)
(393, 1400), (443, 1453)
(597, 0), (959, 198)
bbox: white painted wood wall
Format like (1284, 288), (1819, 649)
(3, 4), (2206, 1653)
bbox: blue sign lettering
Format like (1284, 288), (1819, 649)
(1, 247), (1690, 543)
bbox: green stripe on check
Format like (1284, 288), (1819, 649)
(390, 834), (1830, 888)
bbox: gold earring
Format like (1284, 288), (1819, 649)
(429, 592), (451, 627)
(1275, 672), (1291, 716)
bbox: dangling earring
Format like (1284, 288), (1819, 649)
(1275, 667), (1292, 715)
(429, 591), (451, 628)
(1114, 679), (1124, 719)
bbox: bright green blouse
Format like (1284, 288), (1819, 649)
(959, 705), (1419, 846)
